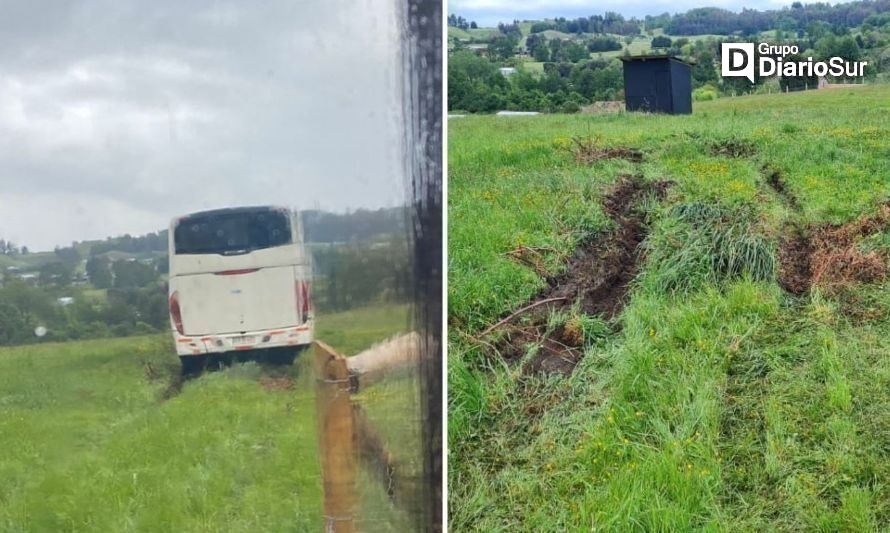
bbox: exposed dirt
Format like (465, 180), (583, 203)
(778, 204), (890, 295)
(571, 136), (643, 164)
(540, 177), (671, 318)
(763, 166), (800, 210)
(778, 228), (813, 295)
(490, 175), (672, 375)
(160, 374), (187, 401)
(710, 139), (757, 158)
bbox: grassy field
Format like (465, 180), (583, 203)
(448, 86), (890, 530)
(0, 303), (412, 531)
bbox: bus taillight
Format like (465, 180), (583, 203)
(169, 291), (184, 334)
(295, 281), (311, 324)
(301, 281), (311, 319)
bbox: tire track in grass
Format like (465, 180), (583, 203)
(486, 175), (673, 376)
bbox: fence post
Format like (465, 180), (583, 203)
(315, 341), (356, 533)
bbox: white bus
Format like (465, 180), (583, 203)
(168, 206), (313, 373)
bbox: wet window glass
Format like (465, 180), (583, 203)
(0, 1), (442, 531)
(173, 207), (292, 255)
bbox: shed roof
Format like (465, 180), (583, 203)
(618, 54), (695, 67)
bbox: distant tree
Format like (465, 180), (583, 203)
(588, 36), (623, 53)
(156, 255), (169, 275)
(38, 262), (72, 287)
(86, 256), (113, 289)
(112, 260), (158, 289)
(651, 36), (672, 48)
(20, 246), (28, 255)
(530, 21), (555, 34)
(488, 36), (518, 61)
(54, 246), (81, 269)
(526, 33), (550, 61)
(692, 50), (719, 86)
(470, 21), (477, 29)
(497, 20), (522, 40)
(0, 301), (32, 345)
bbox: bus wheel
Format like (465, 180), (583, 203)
(265, 347), (298, 366)
(180, 355), (207, 377)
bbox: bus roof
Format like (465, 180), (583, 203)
(174, 205), (290, 223)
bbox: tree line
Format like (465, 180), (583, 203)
(530, 13), (641, 36)
(449, 51), (625, 113)
(448, 14), (478, 30)
(651, 1), (889, 36)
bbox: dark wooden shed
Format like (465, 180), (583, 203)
(620, 55), (693, 114)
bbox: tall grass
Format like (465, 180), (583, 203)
(0, 304), (412, 531)
(449, 86), (890, 531)
(638, 202), (776, 294)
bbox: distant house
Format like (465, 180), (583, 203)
(496, 111), (539, 116)
(499, 67), (516, 77)
(57, 297), (74, 306)
(468, 44), (488, 57)
(619, 55), (693, 115)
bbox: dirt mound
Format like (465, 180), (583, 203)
(488, 175), (672, 375)
(710, 139), (756, 158)
(571, 136), (643, 164)
(779, 205), (890, 294)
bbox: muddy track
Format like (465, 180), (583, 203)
(539, 177), (671, 319)
(778, 204), (890, 295)
(156, 360), (297, 401)
(763, 165), (800, 210)
(494, 175), (672, 375)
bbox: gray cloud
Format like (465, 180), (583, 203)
(449, 0), (791, 26)
(0, 0), (406, 251)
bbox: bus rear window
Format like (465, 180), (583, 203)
(174, 209), (292, 255)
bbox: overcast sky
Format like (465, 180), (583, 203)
(450, 0), (792, 26)
(0, 1), (406, 252)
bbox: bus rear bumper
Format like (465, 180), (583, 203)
(173, 323), (314, 357)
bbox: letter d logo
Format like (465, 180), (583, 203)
(721, 43), (755, 84)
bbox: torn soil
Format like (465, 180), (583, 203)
(778, 204), (890, 295)
(763, 166), (800, 210)
(571, 136), (643, 164)
(488, 175), (672, 375)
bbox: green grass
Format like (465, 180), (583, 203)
(316, 304), (410, 355)
(0, 303), (413, 531)
(448, 86), (890, 530)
